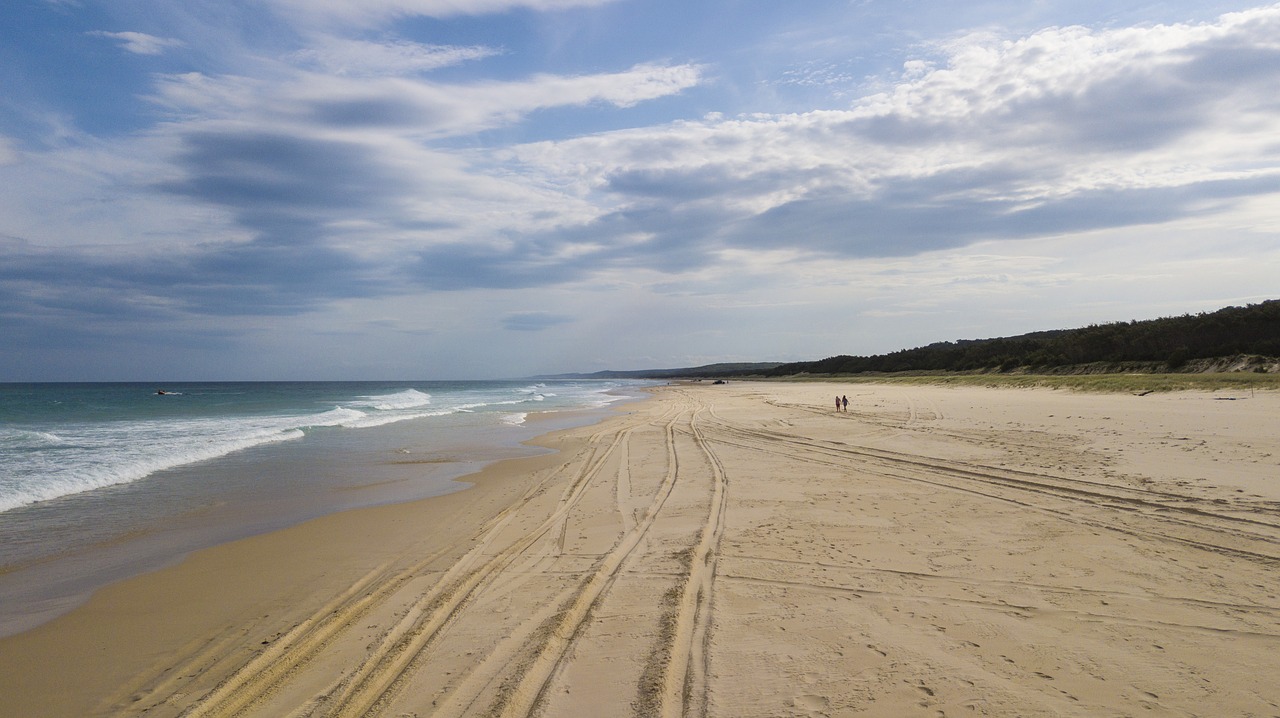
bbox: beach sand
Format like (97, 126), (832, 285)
(2, 381), (1279, 717)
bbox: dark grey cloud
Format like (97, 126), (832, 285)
(409, 200), (733, 290)
(501, 311), (574, 331)
(604, 165), (800, 201)
(1180, 42), (1280, 85)
(584, 205), (729, 269)
(726, 174), (1280, 258)
(310, 97), (438, 128)
(89, 128), (422, 315)
(412, 239), (588, 290)
(0, 239), (382, 322)
(4, 122), (540, 329)
(1033, 70), (1205, 152)
(835, 113), (961, 147)
(161, 131), (397, 212)
(0, 126), (420, 321)
(406, 169), (1279, 291)
(181, 243), (382, 315)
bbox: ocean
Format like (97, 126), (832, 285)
(0, 380), (652, 635)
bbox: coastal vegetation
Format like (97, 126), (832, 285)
(792, 372), (1280, 393)
(563, 300), (1280, 392)
(764, 300), (1280, 377)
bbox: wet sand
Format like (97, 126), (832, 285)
(2, 381), (1278, 717)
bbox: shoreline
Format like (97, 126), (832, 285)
(0, 390), (644, 640)
(3, 381), (1277, 717)
(0, 397), (622, 717)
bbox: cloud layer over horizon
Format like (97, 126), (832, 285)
(2, 1), (1278, 379)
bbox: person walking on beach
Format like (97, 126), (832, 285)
(842, 395), (849, 412)
(836, 395), (842, 412)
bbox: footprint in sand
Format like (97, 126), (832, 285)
(792, 694), (831, 713)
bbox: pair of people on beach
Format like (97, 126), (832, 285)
(835, 395), (848, 412)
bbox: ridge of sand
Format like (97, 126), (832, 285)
(2, 382), (1279, 717)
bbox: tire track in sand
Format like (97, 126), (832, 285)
(318, 423), (637, 718)
(657, 402), (728, 718)
(489, 406), (692, 718)
(170, 421), (631, 718)
(703, 415), (1280, 566)
(424, 406), (684, 718)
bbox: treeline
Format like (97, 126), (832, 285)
(762, 300), (1280, 376)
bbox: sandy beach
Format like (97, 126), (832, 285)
(2, 381), (1278, 717)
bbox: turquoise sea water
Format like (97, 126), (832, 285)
(0, 380), (652, 635)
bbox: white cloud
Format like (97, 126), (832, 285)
(503, 4), (1280, 260)
(89, 30), (184, 56)
(7, 2), (1279, 380)
(146, 61), (702, 145)
(102, 53), (704, 301)
(289, 38), (499, 76)
(151, 60), (700, 130)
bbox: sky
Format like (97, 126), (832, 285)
(1, 0), (1278, 380)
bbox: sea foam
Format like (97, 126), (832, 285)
(0, 381), (651, 513)
(348, 389), (432, 411)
